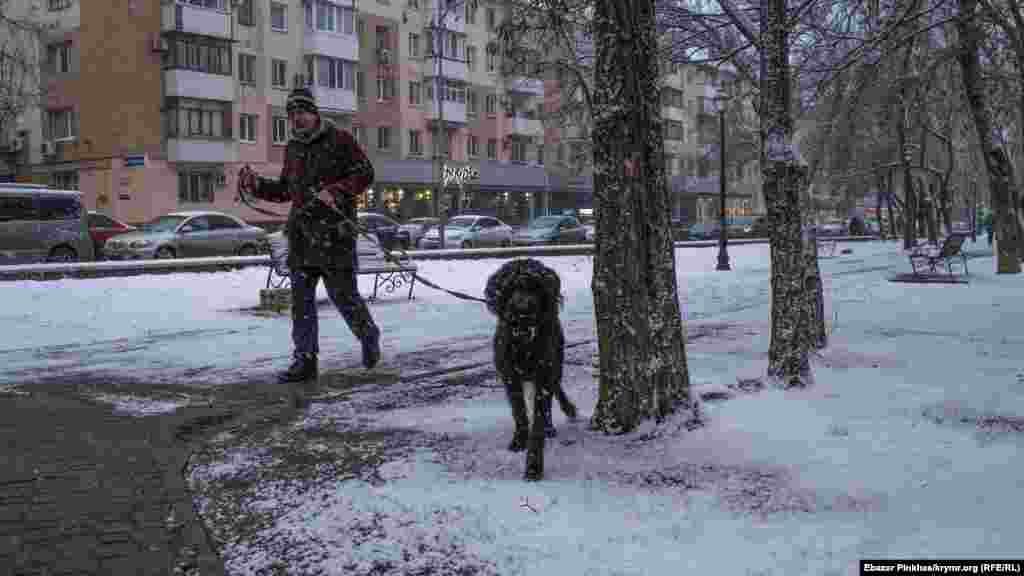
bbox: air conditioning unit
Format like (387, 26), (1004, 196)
(377, 48), (391, 65)
(41, 141), (55, 157)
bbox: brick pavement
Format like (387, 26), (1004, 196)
(0, 388), (231, 576)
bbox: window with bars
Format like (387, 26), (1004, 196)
(178, 171), (216, 204)
(164, 98), (231, 139)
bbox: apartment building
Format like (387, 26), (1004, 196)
(2, 0), (758, 226)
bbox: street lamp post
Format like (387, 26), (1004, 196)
(708, 83), (731, 271)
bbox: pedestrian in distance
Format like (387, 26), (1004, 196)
(237, 86), (381, 383)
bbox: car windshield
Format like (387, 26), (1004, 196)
(528, 216), (562, 229)
(140, 215), (187, 232)
(447, 218), (475, 229)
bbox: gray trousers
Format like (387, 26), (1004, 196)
(291, 266), (378, 358)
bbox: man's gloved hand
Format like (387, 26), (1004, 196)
(237, 166), (258, 200)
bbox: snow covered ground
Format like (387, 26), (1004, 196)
(3, 240), (1022, 575)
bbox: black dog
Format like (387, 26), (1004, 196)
(485, 258), (578, 481)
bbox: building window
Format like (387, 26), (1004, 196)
(238, 0), (254, 25)
(536, 145), (544, 165)
(166, 36), (231, 75)
(352, 125), (363, 145)
(486, 43), (497, 72)
(409, 130), (422, 155)
(466, 90), (477, 115)
(272, 116), (288, 144)
(408, 0), (418, 7)
(485, 94), (496, 115)
(466, 45), (477, 71)
(51, 170), (78, 190)
(486, 7), (495, 30)
(43, 109), (77, 141)
(240, 113), (257, 143)
(377, 126), (391, 150)
(409, 33), (420, 58)
(511, 138), (526, 163)
(48, 0), (71, 10)
(408, 81), (420, 105)
(467, 135), (478, 157)
(376, 76), (395, 100)
(375, 25), (388, 51)
(487, 138), (497, 160)
(271, 59), (287, 88)
(356, 70), (365, 99)
(466, 0), (477, 24)
(46, 43), (73, 74)
(164, 98), (230, 139)
(314, 56), (355, 90)
(557, 142), (565, 164)
(238, 53), (256, 84)
(308, 1), (354, 34)
(270, 2), (287, 31)
(178, 171), (216, 204)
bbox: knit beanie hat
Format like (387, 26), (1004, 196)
(286, 87), (318, 114)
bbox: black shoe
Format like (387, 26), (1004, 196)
(361, 326), (381, 369)
(278, 354), (317, 383)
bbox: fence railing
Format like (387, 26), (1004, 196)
(0, 236), (882, 281)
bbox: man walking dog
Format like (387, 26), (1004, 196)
(238, 86), (380, 383)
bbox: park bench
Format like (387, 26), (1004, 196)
(908, 233), (969, 278)
(264, 231), (417, 303)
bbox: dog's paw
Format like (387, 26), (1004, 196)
(524, 452), (544, 481)
(508, 431), (528, 452)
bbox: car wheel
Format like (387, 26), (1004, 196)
(501, 239), (511, 247)
(46, 246), (78, 263)
(237, 244), (259, 256)
(461, 240), (472, 249)
(155, 246), (176, 259)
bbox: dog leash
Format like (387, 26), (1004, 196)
(237, 170), (490, 305)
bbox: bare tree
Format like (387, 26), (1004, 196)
(0, 1), (44, 142)
(501, 0), (694, 434)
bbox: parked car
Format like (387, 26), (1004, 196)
(818, 220), (846, 236)
(510, 214), (588, 246)
(103, 211), (268, 259)
(357, 212), (408, 251)
(688, 222), (720, 240)
(0, 184), (95, 264)
(87, 211), (136, 260)
(398, 217), (440, 248)
(419, 214), (514, 249)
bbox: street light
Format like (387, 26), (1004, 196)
(429, 0), (464, 249)
(705, 78), (731, 271)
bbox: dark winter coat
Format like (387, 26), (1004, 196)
(253, 119), (374, 269)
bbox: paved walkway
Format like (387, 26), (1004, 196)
(0, 387), (230, 576)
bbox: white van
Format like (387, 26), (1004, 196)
(0, 184), (95, 264)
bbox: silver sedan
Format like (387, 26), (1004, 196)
(104, 211), (268, 259)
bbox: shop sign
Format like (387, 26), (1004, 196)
(442, 164), (479, 189)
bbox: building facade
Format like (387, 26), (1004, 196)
(2, 0), (761, 227)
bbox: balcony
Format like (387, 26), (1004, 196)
(425, 99), (466, 125)
(312, 86), (357, 113)
(304, 29), (359, 62)
(164, 70), (234, 101)
(167, 139), (236, 164)
(506, 76), (544, 96)
(423, 56), (468, 83)
(162, 1), (231, 39)
(507, 114), (542, 136)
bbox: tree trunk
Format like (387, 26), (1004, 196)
(956, 0), (1022, 273)
(876, 175), (887, 239)
(763, 0), (811, 387)
(803, 220), (827, 349)
(898, 120), (917, 249)
(926, 181), (939, 244)
(887, 170), (899, 239)
(590, 0), (692, 435)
